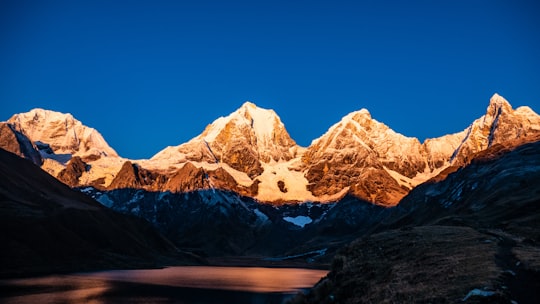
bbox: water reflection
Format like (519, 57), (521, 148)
(0, 266), (327, 304)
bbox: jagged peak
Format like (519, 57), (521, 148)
(340, 108), (378, 130)
(200, 101), (288, 143)
(352, 108), (372, 119)
(10, 108), (76, 124)
(487, 93), (513, 113)
(241, 101), (258, 109)
(309, 108), (380, 146)
(336, 108), (372, 125)
(236, 101), (279, 122)
(489, 93), (506, 103)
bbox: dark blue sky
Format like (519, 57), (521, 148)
(1, 0), (539, 159)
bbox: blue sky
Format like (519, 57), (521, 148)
(1, 0), (539, 159)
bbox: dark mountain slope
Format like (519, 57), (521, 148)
(292, 141), (540, 303)
(0, 148), (200, 278)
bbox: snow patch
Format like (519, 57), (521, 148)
(79, 187), (94, 194)
(77, 156), (127, 187)
(255, 160), (348, 203)
(462, 289), (496, 301)
(283, 215), (312, 228)
(383, 166), (415, 189)
(253, 208), (269, 223)
(96, 194), (114, 208)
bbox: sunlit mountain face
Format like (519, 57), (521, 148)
(3, 94), (540, 207)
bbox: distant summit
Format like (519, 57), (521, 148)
(7, 108), (118, 160)
(151, 101), (300, 177)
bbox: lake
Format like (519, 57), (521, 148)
(0, 266), (328, 304)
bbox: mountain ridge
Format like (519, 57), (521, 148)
(2, 93), (539, 205)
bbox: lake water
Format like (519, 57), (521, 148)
(0, 266), (328, 304)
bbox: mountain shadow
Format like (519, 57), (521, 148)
(0, 148), (202, 278)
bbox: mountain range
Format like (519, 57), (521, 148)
(1, 93), (539, 206)
(2, 93), (540, 302)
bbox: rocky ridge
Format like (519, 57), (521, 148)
(0, 122), (42, 166)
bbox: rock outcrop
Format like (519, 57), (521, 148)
(0, 122), (42, 166)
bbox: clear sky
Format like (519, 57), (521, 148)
(1, 0), (539, 159)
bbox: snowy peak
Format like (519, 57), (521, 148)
(349, 108), (372, 120)
(240, 100), (258, 111)
(199, 101), (295, 149)
(449, 94), (540, 166)
(302, 106), (426, 205)
(7, 108), (118, 160)
(481, 93), (513, 131)
(307, 107), (420, 161)
(309, 108), (376, 151)
(151, 101), (299, 178)
(487, 93), (512, 112)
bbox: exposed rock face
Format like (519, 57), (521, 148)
(151, 102), (300, 178)
(0, 122), (42, 166)
(302, 110), (426, 205)
(107, 161), (166, 190)
(57, 156), (88, 187)
(105, 160), (260, 197)
(164, 162), (209, 192)
(7, 108), (118, 159)
(162, 162), (259, 196)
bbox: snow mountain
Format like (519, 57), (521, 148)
(5, 108), (126, 187)
(448, 93), (540, 166)
(300, 109), (426, 205)
(151, 101), (301, 177)
(2, 94), (539, 206)
(8, 108), (118, 159)
(300, 94), (540, 205)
